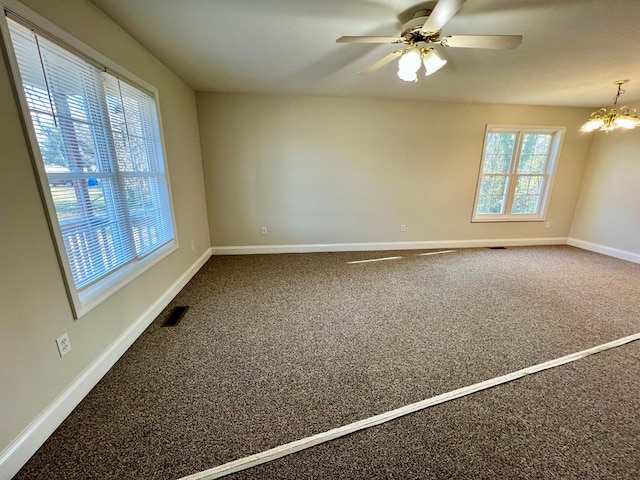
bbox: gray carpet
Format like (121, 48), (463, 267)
(14, 246), (640, 479)
(228, 341), (640, 480)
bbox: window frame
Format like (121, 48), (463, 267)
(471, 124), (565, 223)
(1, 0), (178, 318)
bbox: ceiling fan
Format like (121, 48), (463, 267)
(336, 0), (523, 82)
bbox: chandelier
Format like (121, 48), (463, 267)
(581, 80), (640, 132)
(397, 47), (447, 82)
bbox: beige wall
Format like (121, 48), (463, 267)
(197, 93), (593, 247)
(570, 128), (640, 254)
(0, 0), (209, 455)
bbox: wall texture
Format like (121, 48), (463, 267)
(0, 0), (209, 462)
(570, 128), (640, 256)
(197, 93), (593, 248)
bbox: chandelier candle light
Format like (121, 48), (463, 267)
(397, 47), (447, 82)
(581, 80), (640, 132)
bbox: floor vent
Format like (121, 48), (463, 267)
(162, 306), (189, 327)
(489, 246), (506, 249)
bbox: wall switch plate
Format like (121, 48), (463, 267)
(401, 225), (406, 232)
(190, 240), (195, 250)
(545, 221), (551, 229)
(56, 333), (71, 357)
(261, 227), (268, 235)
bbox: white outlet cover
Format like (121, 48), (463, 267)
(56, 333), (71, 357)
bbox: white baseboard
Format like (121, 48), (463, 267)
(0, 248), (212, 480)
(211, 237), (568, 255)
(567, 238), (640, 264)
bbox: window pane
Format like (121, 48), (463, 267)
(67, 121), (99, 172)
(50, 181), (106, 222)
(477, 175), (508, 214)
(124, 175), (173, 256)
(32, 113), (66, 170)
(483, 133), (516, 174)
(24, 84), (54, 115)
(119, 81), (163, 172)
(511, 175), (543, 214)
(517, 134), (552, 174)
(51, 178), (134, 287)
(62, 221), (122, 288)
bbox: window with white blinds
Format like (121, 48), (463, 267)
(5, 14), (175, 317)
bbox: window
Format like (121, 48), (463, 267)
(472, 125), (564, 222)
(4, 12), (176, 317)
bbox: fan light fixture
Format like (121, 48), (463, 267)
(397, 48), (421, 82)
(423, 49), (447, 76)
(397, 48), (447, 82)
(581, 80), (640, 133)
(337, 0), (523, 80)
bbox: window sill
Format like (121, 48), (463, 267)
(73, 239), (178, 318)
(472, 216), (545, 223)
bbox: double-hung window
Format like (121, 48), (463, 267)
(472, 125), (564, 222)
(3, 10), (176, 317)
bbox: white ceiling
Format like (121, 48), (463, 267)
(89, 0), (640, 108)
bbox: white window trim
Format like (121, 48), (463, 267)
(0, 0), (178, 318)
(471, 124), (565, 223)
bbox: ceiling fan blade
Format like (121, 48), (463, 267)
(337, 36), (403, 44)
(441, 35), (523, 49)
(359, 48), (407, 75)
(420, 0), (467, 34)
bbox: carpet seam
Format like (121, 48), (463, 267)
(178, 332), (640, 480)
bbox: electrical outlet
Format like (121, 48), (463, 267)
(261, 227), (268, 235)
(401, 224), (406, 232)
(56, 333), (71, 357)
(190, 240), (195, 250)
(545, 221), (551, 229)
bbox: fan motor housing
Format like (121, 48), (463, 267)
(401, 9), (441, 42)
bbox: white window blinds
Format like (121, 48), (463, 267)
(6, 16), (174, 313)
